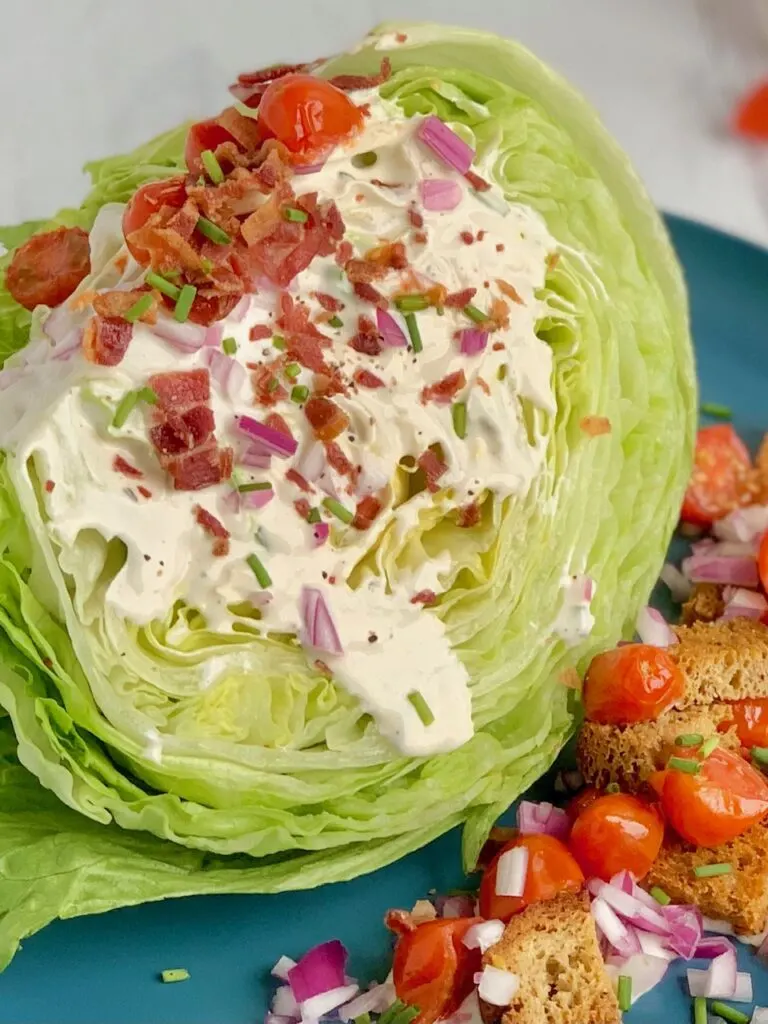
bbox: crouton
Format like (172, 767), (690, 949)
(681, 583), (724, 626)
(645, 823), (768, 935)
(481, 891), (620, 1024)
(671, 618), (768, 706)
(576, 706), (740, 792)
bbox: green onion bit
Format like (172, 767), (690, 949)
(352, 151), (378, 168)
(405, 312), (423, 353)
(452, 401), (467, 440)
(617, 975), (632, 1013)
(463, 303), (488, 324)
(137, 386), (158, 406)
(650, 886), (671, 906)
(668, 756), (701, 775)
(395, 294), (429, 313)
(752, 746), (768, 765)
(605, 782), (621, 794)
(284, 363), (301, 379)
(267, 378), (280, 393)
(700, 402), (732, 420)
(675, 733), (704, 748)
(354, 1015), (372, 1024)
(246, 553), (272, 589)
(693, 863), (732, 878)
(200, 149), (224, 184)
(407, 691), (435, 726)
(322, 497), (354, 525)
(174, 284), (197, 323)
(200, 256), (214, 274)
(710, 1002), (750, 1024)
(283, 206), (309, 224)
(693, 996), (707, 1024)
(272, 335), (286, 351)
(222, 336), (237, 356)
(237, 482), (272, 493)
(161, 969), (190, 984)
(123, 293), (154, 323)
(196, 217), (231, 245)
(291, 384), (309, 404)
(145, 271), (181, 300)
(306, 507), (321, 524)
(112, 387), (157, 429)
(328, 315), (344, 328)
(700, 736), (719, 758)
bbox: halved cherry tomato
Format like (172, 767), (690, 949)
(681, 424), (753, 526)
(582, 644), (684, 724)
(258, 75), (363, 164)
(655, 746), (768, 847)
(393, 918), (481, 1024)
(122, 177), (188, 265)
(5, 226), (91, 311)
(566, 786), (603, 821)
(722, 698), (768, 749)
(185, 118), (238, 175)
(568, 793), (663, 881)
(733, 80), (768, 141)
(758, 530), (768, 595)
(479, 834), (584, 922)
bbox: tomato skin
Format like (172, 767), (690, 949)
(122, 177), (188, 264)
(758, 531), (768, 595)
(393, 918), (481, 1024)
(568, 793), (663, 881)
(681, 425), (753, 526)
(725, 698), (768, 749)
(657, 746), (768, 847)
(733, 80), (768, 141)
(5, 226), (91, 311)
(185, 119), (238, 175)
(258, 75), (363, 163)
(479, 835), (584, 922)
(566, 786), (603, 821)
(583, 644), (685, 725)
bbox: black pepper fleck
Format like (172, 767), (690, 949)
(368, 632), (378, 644)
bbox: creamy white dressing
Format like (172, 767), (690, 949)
(553, 574), (596, 646)
(0, 100), (560, 756)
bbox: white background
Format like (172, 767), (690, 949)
(3, 0), (768, 245)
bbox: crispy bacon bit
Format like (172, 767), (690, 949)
(194, 505), (231, 557)
(44, 480), (55, 494)
(352, 495), (382, 531)
(314, 659), (332, 678)
(424, 283), (448, 308)
(92, 287), (158, 324)
(353, 281), (388, 308)
(547, 252), (561, 271)
(249, 324), (273, 341)
(150, 406), (215, 456)
(385, 909), (418, 937)
(580, 416), (612, 437)
(335, 240), (354, 267)
(459, 231), (474, 246)
(395, 32), (408, 43)
(315, 291), (344, 313)
(345, 258), (388, 284)
(286, 468), (312, 492)
(411, 590), (437, 606)
(496, 243), (505, 253)
(487, 297), (510, 332)
(353, 368), (385, 389)
(408, 207), (424, 229)
(150, 368), (210, 408)
(137, 486), (153, 499)
(496, 279), (524, 305)
(83, 316), (133, 366)
(465, 169), (491, 193)
(328, 57), (392, 92)
(370, 178), (402, 189)
(304, 397), (349, 442)
(324, 442), (355, 478)
(492, 342), (505, 352)
(457, 502), (481, 528)
(312, 369), (347, 397)
(112, 455), (143, 479)
(364, 241), (408, 270)
(5, 226), (91, 311)
(421, 370), (466, 405)
(476, 376), (491, 396)
(417, 450), (448, 493)
(164, 442), (233, 492)
(477, 230), (487, 242)
(229, 61), (317, 104)
(412, 231), (428, 245)
(349, 314), (382, 356)
(252, 363), (287, 406)
(444, 287), (476, 309)
(265, 411), (293, 438)
(294, 497), (312, 520)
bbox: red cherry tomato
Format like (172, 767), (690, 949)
(655, 746), (768, 847)
(566, 786), (603, 821)
(122, 177), (188, 265)
(757, 531), (768, 595)
(258, 75), (363, 164)
(393, 918), (481, 1024)
(568, 793), (663, 881)
(5, 226), (91, 311)
(722, 698), (768, 749)
(479, 834), (584, 922)
(681, 425), (753, 526)
(184, 118), (238, 175)
(733, 80), (768, 141)
(582, 644), (685, 725)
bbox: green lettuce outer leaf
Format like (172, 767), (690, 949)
(0, 20), (694, 964)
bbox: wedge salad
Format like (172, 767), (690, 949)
(0, 21), (693, 967)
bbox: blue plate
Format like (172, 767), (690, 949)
(0, 214), (765, 1024)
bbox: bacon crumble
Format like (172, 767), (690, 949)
(194, 505), (231, 556)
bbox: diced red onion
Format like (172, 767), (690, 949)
(686, 948), (739, 999)
(0, 367), (24, 392)
(376, 308), (407, 349)
(240, 447), (272, 470)
(51, 328), (83, 361)
(296, 442), (326, 484)
(587, 880), (670, 936)
(294, 160), (327, 176)
(417, 116), (475, 174)
(265, 1014), (295, 1024)
(238, 415), (298, 458)
(477, 966), (519, 1006)
(681, 552), (759, 588)
(419, 178), (463, 211)
(636, 931), (676, 961)
(272, 956), (298, 981)
(272, 986), (299, 1018)
(228, 295), (253, 323)
(694, 937), (735, 959)
(721, 587), (768, 622)
(299, 587), (343, 656)
(604, 954), (668, 1005)
(153, 317), (208, 353)
(300, 984), (359, 1020)
(436, 894), (476, 919)
(715, 505), (768, 543)
(204, 323), (225, 347)
(206, 349), (247, 400)
(43, 304), (76, 344)
(495, 846), (528, 898)
(242, 488), (274, 510)
(287, 940), (347, 1003)
(337, 983), (395, 1022)
(462, 919), (505, 953)
(591, 898), (641, 958)
(664, 905), (702, 960)
(608, 872), (662, 913)
(752, 1008), (768, 1024)
(459, 329), (489, 357)
(516, 800), (571, 841)
(660, 562), (692, 602)
(636, 606), (677, 648)
(312, 522), (330, 548)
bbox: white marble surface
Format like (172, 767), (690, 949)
(3, 0), (768, 244)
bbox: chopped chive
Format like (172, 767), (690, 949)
(395, 294), (429, 312)
(405, 312), (422, 353)
(328, 315), (344, 328)
(452, 401), (467, 439)
(237, 482), (272, 493)
(710, 1002), (750, 1024)
(463, 303), (488, 324)
(112, 387), (157, 429)
(123, 293), (154, 323)
(164, 269), (182, 280)
(752, 746), (768, 765)
(392, 1008), (419, 1024)
(701, 402), (732, 420)
(668, 756), (701, 774)
(407, 691), (435, 726)
(497, 364), (508, 382)
(145, 271), (181, 300)
(436, 306), (445, 316)
(137, 386), (158, 406)
(354, 1014), (372, 1024)
(291, 384), (309, 404)
(694, 862), (732, 878)
(272, 335), (286, 351)
(283, 206), (309, 224)
(284, 363), (301, 379)
(174, 284), (197, 323)
(161, 968), (190, 984)
(352, 150), (378, 168)
(222, 336), (237, 356)
(307, 507), (321, 524)
(379, 1002), (406, 1024)
(675, 733), (704, 748)
(649, 886), (671, 906)
(200, 148), (224, 184)
(605, 782), (621, 794)
(322, 497), (354, 524)
(700, 736), (719, 758)
(267, 377), (279, 393)
(617, 975), (632, 1013)
(246, 553), (271, 588)
(200, 256), (214, 274)
(693, 996), (707, 1024)
(196, 216), (231, 245)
